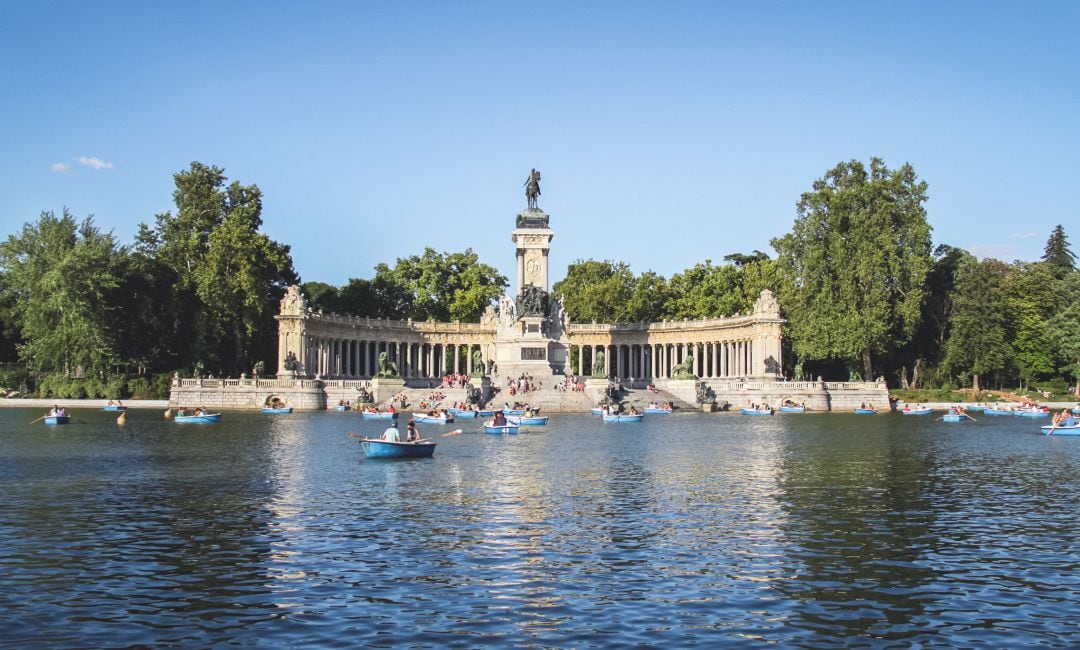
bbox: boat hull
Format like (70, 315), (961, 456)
(854, 409), (878, 415)
(778, 406), (805, 413)
(334, 405), (351, 412)
(1042, 424), (1080, 435)
(740, 409), (773, 416)
(484, 425), (520, 434)
(44, 415), (70, 425)
(262, 407), (293, 414)
(1016, 411), (1050, 418)
(175, 414), (221, 423)
(414, 415), (455, 424)
(902, 409), (932, 415)
(361, 412), (398, 420)
(603, 414), (643, 423)
(508, 416), (548, 426)
(502, 409), (526, 416)
(644, 408), (672, 415)
(984, 408), (1013, 416)
(101, 405), (126, 412)
(943, 414), (968, 422)
(590, 408), (604, 416)
(360, 439), (436, 458)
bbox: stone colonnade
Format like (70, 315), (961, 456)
(298, 337), (487, 380)
(275, 287), (785, 382)
(566, 339), (762, 380)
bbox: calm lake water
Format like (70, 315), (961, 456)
(0, 407), (1077, 648)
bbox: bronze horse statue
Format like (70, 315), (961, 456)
(524, 169), (541, 210)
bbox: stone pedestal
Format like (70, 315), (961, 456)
(369, 378), (405, 405)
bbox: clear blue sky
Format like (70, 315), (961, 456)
(2, 1), (1078, 287)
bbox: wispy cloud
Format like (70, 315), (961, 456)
(77, 156), (114, 171)
(1010, 232), (1038, 239)
(50, 162), (72, 174)
(969, 244), (1017, 261)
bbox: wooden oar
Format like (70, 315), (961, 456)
(965, 413), (977, 422)
(425, 428), (463, 440)
(28, 414), (47, 424)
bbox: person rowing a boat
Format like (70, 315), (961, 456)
(406, 420), (422, 443)
(381, 423), (401, 442)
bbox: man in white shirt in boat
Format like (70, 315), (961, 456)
(381, 424), (401, 442)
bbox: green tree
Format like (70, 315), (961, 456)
(1048, 271), (1080, 387)
(0, 210), (125, 375)
(302, 281), (340, 312)
(623, 271), (669, 323)
(367, 248), (506, 322)
(338, 275), (413, 319)
(664, 260), (745, 319)
(772, 158), (933, 380)
(1002, 261), (1058, 386)
(138, 162), (297, 375)
(943, 256), (1013, 392)
(1041, 224), (1076, 276)
(552, 260), (637, 323)
(0, 273), (20, 362)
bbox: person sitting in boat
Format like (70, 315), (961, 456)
(406, 420), (421, 443)
(492, 411), (508, 426)
(381, 424), (401, 442)
(903, 404), (911, 412)
(48, 405), (59, 417)
(628, 406), (639, 415)
(194, 406), (206, 416)
(388, 404), (396, 414)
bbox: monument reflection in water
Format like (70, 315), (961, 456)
(0, 408), (1078, 647)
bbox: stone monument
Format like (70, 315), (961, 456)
(493, 170), (567, 378)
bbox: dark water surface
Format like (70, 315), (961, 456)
(1, 408), (1077, 648)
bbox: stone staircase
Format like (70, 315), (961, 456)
(614, 387), (698, 412)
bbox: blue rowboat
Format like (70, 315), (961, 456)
(1043, 426), (1080, 435)
(591, 408), (604, 415)
(334, 405), (351, 412)
(984, 408), (1013, 416)
(740, 408), (773, 416)
(262, 407), (293, 414)
(943, 414), (968, 422)
(965, 405), (986, 411)
(44, 415), (70, 425)
(854, 408), (877, 415)
(361, 411), (398, 420)
(175, 413), (221, 423)
(779, 406), (805, 413)
(644, 407), (673, 415)
(502, 409), (526, 416)
(414, 413), (455, 424)
(508, 415), (548, 426)
(902, 408), (932, 415)
(603, 414), (643, 423)
(101, 405), (127, 412)
(1015, 410), (1050, 418)
(484, 424), (520, 434)
(1042, 421), (1080, 434)
(451, 409), (478, 419)
(360, 439), (436, 458)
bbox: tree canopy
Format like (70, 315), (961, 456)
(307, 248), (507, 323)
(0, 210), (125, 375)
(136, 162), (298, 375)
(1042, 224), (1076, 276)
(772, 158), (933, 380)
